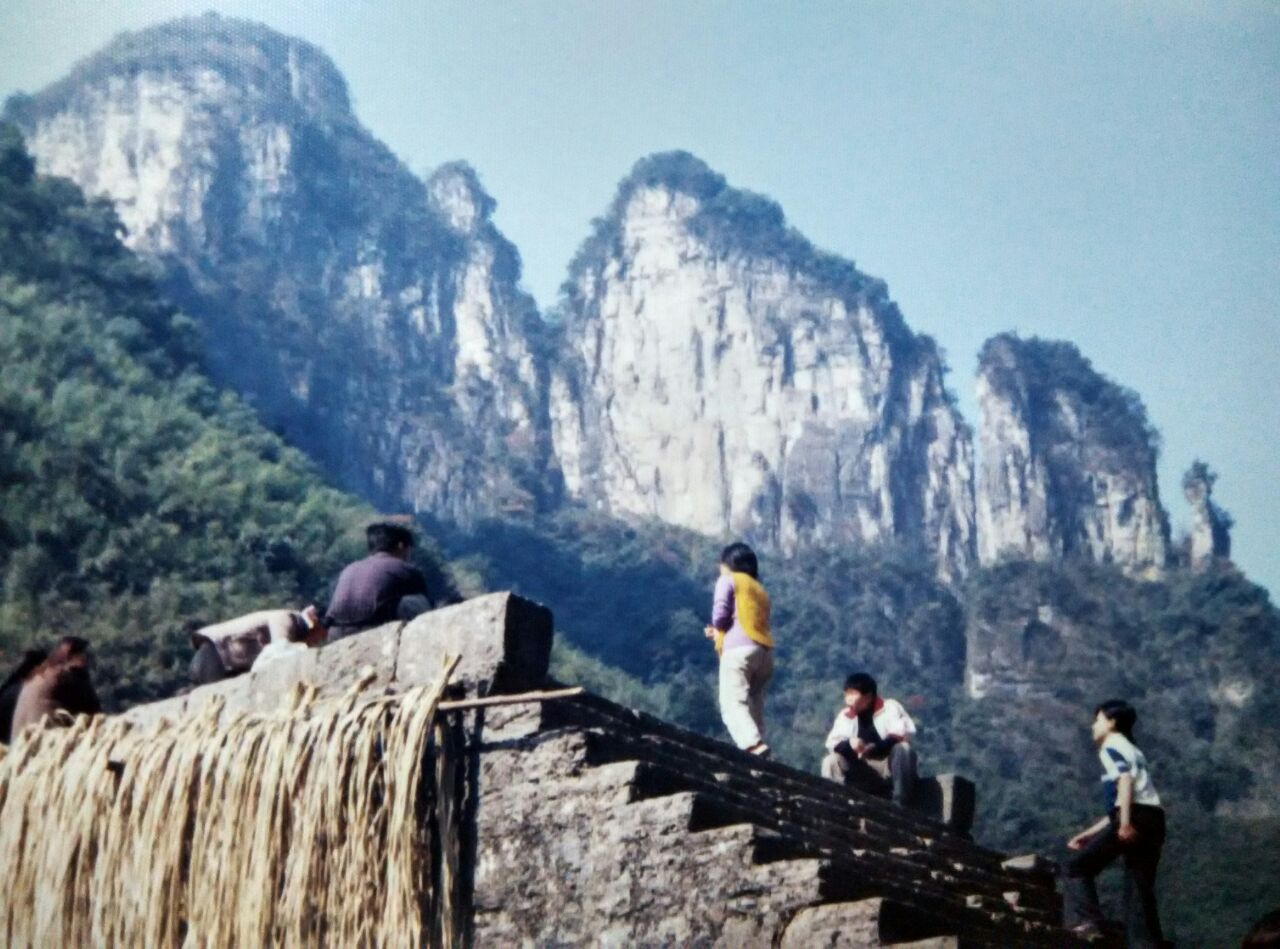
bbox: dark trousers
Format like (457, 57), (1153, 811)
(825, 742), (918, 805)
(1063, 805), (1165, 947)
(190, 641), (230, 685)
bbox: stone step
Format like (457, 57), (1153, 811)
(474, 724), (1082, 947)
(544, 695), (1015, 870)
(689, 824), (1066, 948)
(473, 721), (1066, 938)
(660, 790), (1065, 944)
(779, 898), (955, 948)
(575, 728), (1061, 921)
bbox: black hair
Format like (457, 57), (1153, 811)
(844, 672), (878, 697)
(367, 522), (415, 554)
(0, 649), (46, 693)
(1095, 699), (1137, 740)
(719, 542), (759, 579)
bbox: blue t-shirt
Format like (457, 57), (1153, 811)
(1099, 733), (1161, 812)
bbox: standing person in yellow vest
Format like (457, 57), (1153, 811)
(704, 542), (774, 757)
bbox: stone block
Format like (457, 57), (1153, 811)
(246, 648), (322, 713)
(120, 692), (188, 730)
(779, 897), (948, 947)
(395, 592), (552, 695)
(312, 621), (400, 700)
(182, 675), (252, 725)
(913, 773), (975, 836)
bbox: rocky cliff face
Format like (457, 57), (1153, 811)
(5, 14), (553, 520)
(1182, 461), (1232, 571)
(11, 17), (1215, 587)
(550, 153), (975, 577)
(975, 334), (1169, 576)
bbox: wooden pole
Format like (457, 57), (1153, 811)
(435, 686), (584, 712)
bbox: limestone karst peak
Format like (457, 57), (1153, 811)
(550, 152), (975, 577)
(4, 13), (352, 127)
(563, 150), (884, 314)
(427, 161), (498, 236)
(1182, 460), (1233, 570)
(6, 22), (551, 524)
(975, 332), (1170, 575)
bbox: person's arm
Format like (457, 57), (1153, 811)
(825, 711), (852, 752)
(406, 566), (434, 607)
(866, 701), (915, 755)
(710, 576), (735, 632)
(1115, 773), (1137, 842)
(1067, 815), (1111, 850)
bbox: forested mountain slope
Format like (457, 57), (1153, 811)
(0, 124), (456, 708)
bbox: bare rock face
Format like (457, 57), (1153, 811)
(975, 334), (1169, 577)
(550, 152), (975, 578)
(4, 14), (554, 520)
(1181, 461), (1232, 571)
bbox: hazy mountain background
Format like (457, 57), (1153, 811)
(1, 10), (1277, 945)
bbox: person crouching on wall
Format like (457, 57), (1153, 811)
(821, 672), (919, 806)
(704, 542), (774, 758)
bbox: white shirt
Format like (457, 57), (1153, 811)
(1099, 732), (1161, 809)
(824, 697), (917, 751)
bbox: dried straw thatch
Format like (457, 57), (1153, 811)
(0, 656), (462, 947)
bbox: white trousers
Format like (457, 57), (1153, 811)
(718, 645), (774, 749)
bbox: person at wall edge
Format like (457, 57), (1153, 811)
(1062, 699), (1167, 947)
(0, 649), (47, 743)
(8, 636), (101, 738)
(189, 605), (326, 685)
(704, 541), (773, 757)
(324, 522), (434, 642)
(821, 672), (918, 806)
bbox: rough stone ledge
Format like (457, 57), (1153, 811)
(121, 591), (552, 728)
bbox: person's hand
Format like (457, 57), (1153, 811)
(851, 738), (868, 757)
(703, 625), (718, 640)
(1117, 824), (1138, 844)
(1067, 832), (1092, 851)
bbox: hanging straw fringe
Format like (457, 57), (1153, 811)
(0, 655), (462, 948)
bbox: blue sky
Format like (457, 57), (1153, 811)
(2, 1), (1277, 593)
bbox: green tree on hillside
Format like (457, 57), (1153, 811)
(0, 123), (454, 707)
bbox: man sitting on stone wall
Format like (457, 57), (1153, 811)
(323, 522), (434, 642)
(820, 672), (919, 806)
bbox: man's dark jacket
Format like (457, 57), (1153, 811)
(324, 552), (431, 639)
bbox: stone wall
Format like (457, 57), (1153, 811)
(114, 592), (1105, 947)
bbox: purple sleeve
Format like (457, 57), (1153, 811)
(710, 575), (735, 631)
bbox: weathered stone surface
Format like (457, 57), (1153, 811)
(312, 622), (400, 698)
(119, 592), (551, 730)
(397, 591), (552, 694)
(119, 692), (188, 729)
(914, 774), (976, 837)
(464, 694), (1093, 947)
(181, 676), (251, 725)
(779, 898), (947, 947)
